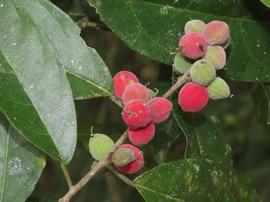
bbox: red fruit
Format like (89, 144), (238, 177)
(203, 21), (230, 45)
(122, 83), (149, 104)
(113, 71), (139, 99)
(122, 100), (151, 128)
(178, 82), (209, 112)
(128, 123), (155, 146)
(114, 144), (144, 174)
(179, 32), (208, 60)
(148, 97), (173, 123)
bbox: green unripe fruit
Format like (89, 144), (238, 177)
(184, 19), (206, 34)
(173, 53), (192, 74)
(203, 46), (226, 70)
(207, 77), (230, 100)
(89, 134), (114, 161)
(190, 59), (216, 86)
(112, 147), (136, 167)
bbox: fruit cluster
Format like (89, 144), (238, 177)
(112, 71), (172, 173)
(88, 19), (232, 176)
(174, 20), (231, 112)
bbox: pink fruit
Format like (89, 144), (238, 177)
(178, 82), (209, 112)
(113, 71), (139, 99)
(203, 21), (230, 45)
(122, 83), (149, 104)
(179, 32), (208, 60)
(148, 97), (173, 123)
(114, 144), (144, 174)
(122, 100), (151, 128)
(128, 123), (155, 146)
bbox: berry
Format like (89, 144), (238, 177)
(190, 59), (216, 86)
(89, 134), (114, 161)
(128, 123), (155, 146)
(203, 21), (230, 45)
(179, 32), (208, 60)
(148, 97), (173, 123)
(178, 82), (209, 112)
(207, 77), (230, 100)
(113, 71), (139, 99)
(112, 147), (136, 167)
(122, 100), (151, 128)
(203, 46), (226, 70)
(114, 144), (144, 174)
(173, 53), (192, 74)
(184, 19), (206, 34)
(122, 83), (149, 104)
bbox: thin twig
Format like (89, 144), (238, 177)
(58, 71), (190, 202)
(60, 163), (73, 189)
(162, 70), (190, 98)
(59, 132), (128, 202)
(107, 166), (135, 187)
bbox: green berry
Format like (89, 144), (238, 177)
(203, 46), (226, 70)
(207, 77), (230, 100)
(89, 134), (114, 161)
(112, 147), (136, 167)
(190, 59), (216, 86)
(184, 19), (206, 34)
(173, 53), (192, 74)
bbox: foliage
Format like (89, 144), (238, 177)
(0, 0), (270, 201)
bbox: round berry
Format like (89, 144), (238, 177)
(203, 46), (226, 70)
(122, 100), (151, 128)
(128, 123), (155, 146)
(179, 32), (208, 60)
(190, 59), (216, 86)
(148, 97), (173, 123)
(89, 134), (114, 161)
(207, 77), (230, 100)
(112, 147), (136, 167)
(203, 21), (230, 45)
(113, 71), (139, 99)
(114, 144), (144, 174)
(178, 82), (209, 112)
(184, 19), (206, 34)
(122, 83), (149, 105)
(173, 53), (192, 74)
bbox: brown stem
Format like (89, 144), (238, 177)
(58, 71), (190, 202)
(162, 70), (190, 98)
(58, 132), (128, 202)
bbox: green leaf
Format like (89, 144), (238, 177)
(259, 0), (270, 8)
(252, 84), (270, 125)
(0, 0), (113, 162)
(23, 0), (113, 99)
(145, 0), (269, 19)
(0, 114), (46, 202)
(135, 159), (260, 202)
(0, 2), (76, 163)
(150, 117), (182, 164)
(174, 113), (232, 165)
(88, 0), (270, 82)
